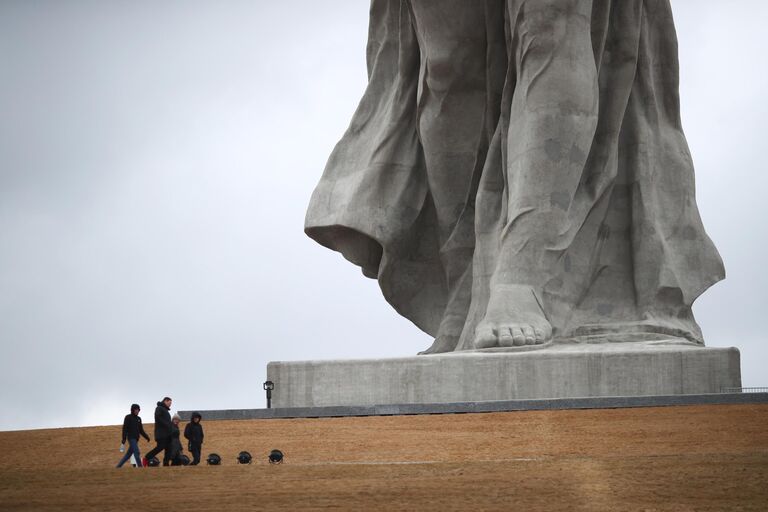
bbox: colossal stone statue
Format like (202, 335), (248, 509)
(305, 0), (724, 354)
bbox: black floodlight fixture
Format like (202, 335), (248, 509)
(268, 449), (284, 464)
(147, 457), (161, 467)
(237, 451), (252, 464)
(206, 453), (222, 465)
(179, 454), (191, 466)
(263, 380), (275, 409)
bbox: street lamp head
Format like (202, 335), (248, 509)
(263, 380), (274, 391)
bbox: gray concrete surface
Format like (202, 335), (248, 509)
(266, 341), (740, 408)
(178, 392), (766, 422)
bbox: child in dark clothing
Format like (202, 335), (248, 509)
(116, 404), (151, 468)
(183, 412), (204, 465)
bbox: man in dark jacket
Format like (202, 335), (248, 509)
(116, 403), (150, 468)
(143, 397), (173, 466)
(183, 411), (204, 465)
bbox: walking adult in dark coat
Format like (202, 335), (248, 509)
(143, 397), (173, 466)
(183, 412), (204, 465)
(116, 403), (150, 468)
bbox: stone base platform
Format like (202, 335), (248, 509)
(266, 341), (741, 408)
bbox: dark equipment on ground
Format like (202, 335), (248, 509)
(237, 451), (252, 464)
(147, 457), (160, 467)
(206, 453), (222, 465)
(268, 449), (284, 464)
(178, 454), (190, 466)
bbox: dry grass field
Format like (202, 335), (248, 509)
(0, 404), (766, 511)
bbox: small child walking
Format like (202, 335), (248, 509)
(183, 412), (204, 465)
(116, 404), (150, 468)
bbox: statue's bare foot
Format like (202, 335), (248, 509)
(474, 284), (552, 349)
(419, 313), (464, 355)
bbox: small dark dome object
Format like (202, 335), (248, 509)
(147, 457), (161, 467)
(206, 453), (222, 465)
(237, 451), (252, 464)
(179, 454), (191, 466)
(268, 449), (284, 464)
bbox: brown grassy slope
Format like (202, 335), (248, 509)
(0, 404), (766, 511)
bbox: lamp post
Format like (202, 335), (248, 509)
(263, 380), (274, 409)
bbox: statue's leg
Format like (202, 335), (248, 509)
(409, 0), (488, 244)
(475, 0), (599, 348)
(410, 1), (500, 353)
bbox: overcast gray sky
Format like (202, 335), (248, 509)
(1, 1), (766, 432)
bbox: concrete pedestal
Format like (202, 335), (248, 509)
(266, 341), (741, 408)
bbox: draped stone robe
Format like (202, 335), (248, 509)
(305, 0), (724, 352)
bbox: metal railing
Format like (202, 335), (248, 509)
(720, 387), (768, 393)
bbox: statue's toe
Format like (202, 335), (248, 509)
(511, 327), (526, 346)
(474, 325), (497, 349)
(523, 326), (536, 345)
(498, 327), (515, 347)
